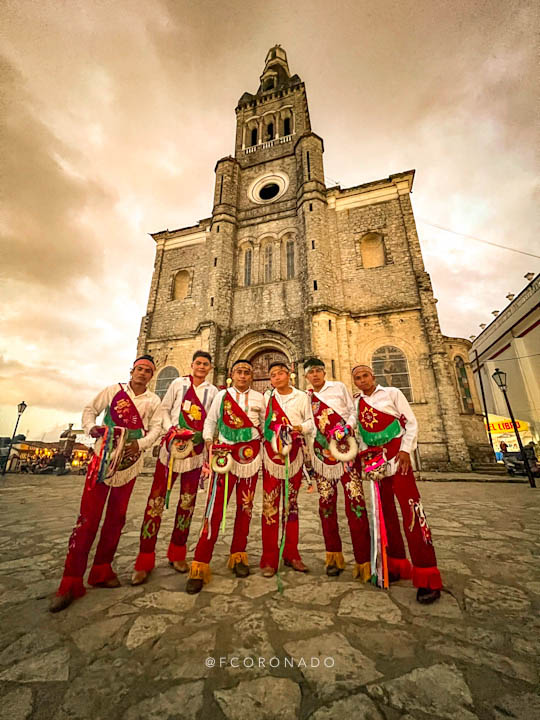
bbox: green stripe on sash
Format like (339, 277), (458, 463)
(357, 418), (401, 446)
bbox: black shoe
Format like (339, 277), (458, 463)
(186, 578), (203, 595)
(233, 561), (250, 578)
(416, 587), (441, 604)
(49, 591), (74, 613)
(326, 564), (342, 577)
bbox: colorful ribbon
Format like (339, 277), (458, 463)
(221, 471), (229, 533)
(276, 454), (290, 594)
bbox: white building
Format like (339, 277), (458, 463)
(470, 274), (540, 449)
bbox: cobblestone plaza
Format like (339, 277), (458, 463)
(0, 473), (538, 719)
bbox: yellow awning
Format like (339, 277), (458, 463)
(485, 414), (529, 434)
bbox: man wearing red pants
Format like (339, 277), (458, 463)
(260, 362), (315, 578)
(49, 356), (162, 612)
(131, 351), (218, 585)
(186, 359), (265, 594)
(304, 358), (372, 581)
(352, 364), (442, 604)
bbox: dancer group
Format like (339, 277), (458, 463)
(49, 351), (442, 612)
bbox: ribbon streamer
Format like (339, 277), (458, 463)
(276, 454), (290, 594)
(221, 471), (229, 533)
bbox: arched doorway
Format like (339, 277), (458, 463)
(250, 349), (289, 393)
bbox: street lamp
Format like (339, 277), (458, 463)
(492, 369), (536, 488)
(1, 401), (28, 476)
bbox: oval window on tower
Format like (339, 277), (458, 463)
(259, 183), (280, 200)
(248, 172), (289, 205)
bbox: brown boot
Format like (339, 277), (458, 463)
(94, 577), (121, 588)
(416, 588), (441, 604)
(49, 591), (74, 613)
(169, 560), (188, 574)
(186, 577), (203, 594)
(262, 566), (276, 578)
(326, 564), (342, 577)
(284, 558), (309, 573)
(131, 570), (149, 586)
(233, 561), (250, 578)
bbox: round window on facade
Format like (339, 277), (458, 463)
(248, 172), (289, 205)
(259, 183), (280, 200)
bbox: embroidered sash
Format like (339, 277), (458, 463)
(177, 378), (206, 448)
(218, 389), (256, 443)
(308, 390), (346, 480)
(357, 397), (404, 459)
(263, 392), (303, 479)
(158, 378), (208, 474)
(87, 384), (146, 488)
(214, 390), (261, 476)
(211, 438), (261, 478)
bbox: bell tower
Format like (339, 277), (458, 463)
(234, 45), (312, 165)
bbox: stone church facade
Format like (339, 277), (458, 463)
(137, 46), (491, 471)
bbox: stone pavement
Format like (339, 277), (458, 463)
(0, 473), (538, 720)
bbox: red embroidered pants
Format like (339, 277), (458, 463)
(380, 468), (442, 589)
(317, 468), (371, 563)
(134, 461), (202, 571)
(56, 476), (136, 597)
(193, 472), (257, 564)
(260, 467), (303, 570)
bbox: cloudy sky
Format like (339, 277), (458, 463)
(1, 0), (538, 439)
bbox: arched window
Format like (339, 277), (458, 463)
(264, 245), (273, 283)
(360, 233), (385, 269)
(286, 239), (295, 279)
(250, 127), (258, 146)
(244, 248), (252, 287)
(283, 116), (291, 136)
(455, 356), (474, 414)
(173, 270), (190, 300)
(155, 366), (179, 399)
(372, 346), (412, 402)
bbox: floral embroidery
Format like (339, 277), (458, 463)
(317, 477), (336, 502)
(147, 496), (165, 518)
(188, 404), (202, 421)
(176, 507), (194, 531)
(322, 506), (335, 519)
(345, 477), (364, 501)
(142, 518), (159, 539)
(68, 517), (85, 552)
(409, 499), (433, 545)
(351, 503), (365, 519)
(180, 492), (196, 511)
(262, 487), (280, 525)
(360, 405), (379, 429)
(286, 486), (299, 518)
(223, 398), (244, 427)
(242, 489), (255, 517)
(317, 408), (332, 433)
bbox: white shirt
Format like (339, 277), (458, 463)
(355, 385), (418, 454)
(264, 387), (315, 437)
(310, 381), (356, 427)
(82, 382), (163, 451)
(161, 376), (218, 430)
(203, 386), (266, 444)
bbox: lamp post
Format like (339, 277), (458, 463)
(491, 369), (536, 488)
(1, 401), (28, 475)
